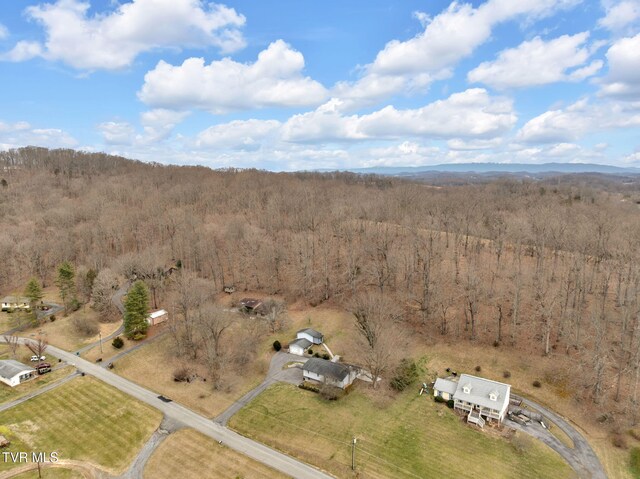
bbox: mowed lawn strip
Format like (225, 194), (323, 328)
(0, 367), (75, 405)
(230, 383), (577, 479)
(0, 376), (162, 474)
(143, 428), (290, 479)
(7, 468), (84, 479)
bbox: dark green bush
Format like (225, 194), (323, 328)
(630, 447), (640, 477)
(112, 336), (124, 349)
(434, 395), (446, 403)
(273, 340), (281, 352)
(390, 359), (419, 392)
(532, 380), (542, 388)
(446, 399), (454, 408)
(322, 353), (331, 360)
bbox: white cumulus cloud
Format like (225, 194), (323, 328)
(194, 119), (281, 150)
(598, 0), (640, 32)
(0, 120), (77, 150)
(600, 33), (640, 99)
(517, 98), (640, 143)
(468, 32), (602, 89)
(1, 0), (246, 70)
(139, 40), (328, 113)
(333, 0), (582, 108)
(283, 88), (516, 142)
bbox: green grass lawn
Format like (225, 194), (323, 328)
(0, 376), (162, 475)
(0, 367), (74, 405)
(230, 383), (576, 479)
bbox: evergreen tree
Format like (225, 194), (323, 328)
(24, 278), (44, 309)
(124, 280), (149, 339)
(56, 261), (77, 315)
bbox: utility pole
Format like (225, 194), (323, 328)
(351, 437), (357, 471)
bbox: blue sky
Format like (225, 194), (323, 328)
(1, 0), (639, 170)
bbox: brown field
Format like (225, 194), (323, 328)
(114, 334), (266, 418)
(143, 428), (290, 479)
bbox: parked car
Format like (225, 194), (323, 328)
(30, 355), (46, 362)
(36, 363), (51, 374)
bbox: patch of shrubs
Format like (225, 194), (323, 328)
(322, 353), (331, 360)
(319, 384), (345, 401)
(173, 367), (192, 383)
(112, 336), (124, 349)
(532, 380), (542, 388)
(434, 395), (446, 403)
(475, 365), (482, 372)
(503, 370), (511, 379)
(49, 315), (56, 322)
(308, 349), (314, 355)
(612, 433), (628, 449)
(273, 340), (281, 352)
(446, 399), (454, 409)
(390, 359), (419, 392)
(299, 381), (320, 393)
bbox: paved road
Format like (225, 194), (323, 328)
(508, 395), (606, 479)
(1, 337), (332, 479)
(215, 351), (305, 426)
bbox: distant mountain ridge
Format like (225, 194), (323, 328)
(321, 163), (640, 176)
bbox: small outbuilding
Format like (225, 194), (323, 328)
(289, 337), (312, 356)
(297, 328), (324, 345)
(302, 358), (358, 389)
(240, 298), (265, 315)
(147, 309), (168, 326)
(0, 360), (36, 387)
(433, 377), (457, 401)
(1, 296), (30, 312)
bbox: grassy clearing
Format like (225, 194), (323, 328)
(115, 335), (265, 418)
(143, 428), (290, 479)
(0, 376), (161, 475)
(0, 366), (74, 405)
(230, 382), (575, 479)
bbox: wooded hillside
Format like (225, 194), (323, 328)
(2, 146), (640, 428)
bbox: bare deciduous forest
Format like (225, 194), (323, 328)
(2, 146), (640, 431)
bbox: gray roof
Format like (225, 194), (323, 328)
(1, 296), (29, 303)
(0, 360), (35, 379)
(303, 358), (351, 381)
(434, 377), (458, 395)
(289, 338), (312, 350)
(297, 328), (323, 340)
(453, 374), (510, 410)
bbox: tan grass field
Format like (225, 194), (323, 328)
(143, 428), (290, 479)
(114, 334), (266, 418)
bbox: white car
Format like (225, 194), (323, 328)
(30, 355), (46, 362)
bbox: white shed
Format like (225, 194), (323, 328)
(146, 309), (168, 326)
(0, 360), (36, 387)
(296, 328), (324, 345)
(289, 337), (312, 356)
